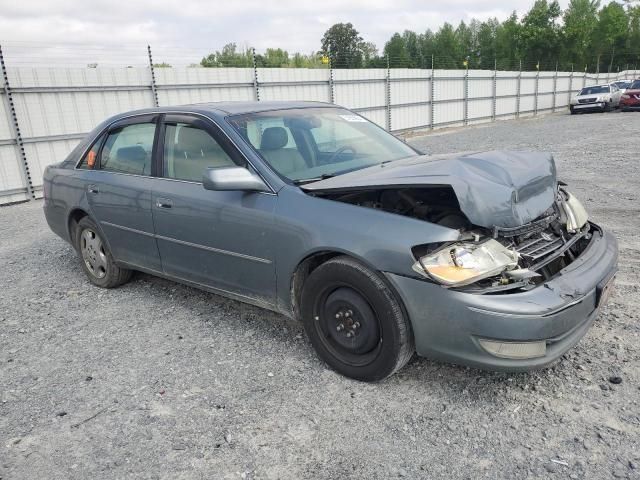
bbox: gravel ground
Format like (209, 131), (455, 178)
(1, 110), (639, 480)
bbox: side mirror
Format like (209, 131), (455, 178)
(202, 166), (269, 192)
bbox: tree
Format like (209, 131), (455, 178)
(384, 33), (411, 67)
(201, 43), (252, 67)
(495, 13), (522, 69)
(321, 23), (365, 68)
(520, 0), (562, 67)
(433, 23), (459, 67)
(563, 0), (600, 69)
(255, 48), (290, 67)
(593, 1), (629, 71)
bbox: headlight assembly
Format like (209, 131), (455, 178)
(413, 239), (519, 287)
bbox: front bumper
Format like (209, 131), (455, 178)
(385, 226), (618, 371)
(620, 101), (640, 110)
(571, 102), (606, 111)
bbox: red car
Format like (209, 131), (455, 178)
(620, 79), (640, 111)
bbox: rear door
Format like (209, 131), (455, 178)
(84, 114), (162, 271)
(151, 114), (278, 305)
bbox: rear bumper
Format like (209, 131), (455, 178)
(385, 225), (618, 371)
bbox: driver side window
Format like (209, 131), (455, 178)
(163, 123), (236, 183)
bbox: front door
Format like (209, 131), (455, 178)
(151, 114), (278, 305)
(85, 114), (162, 271)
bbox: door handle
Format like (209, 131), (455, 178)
(156, 198), (173, 209)
(87, 185), (99, 194)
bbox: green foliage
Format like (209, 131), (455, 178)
(199, 1), (640, 72)
(321, 22), (366, 67)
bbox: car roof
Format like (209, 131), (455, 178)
(105, 101), (337, 123)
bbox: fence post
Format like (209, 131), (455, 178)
(0, 44), (34, 200)
(385, 55), (391, 131)
(147, 45), (159, 107)
(552, 62), (558, 112)
(534, 62), (540, 116)
(429, 54), (435, 130)
(568, 65), (574, 107)
(491, 58), (497, 122)
(328, 58), (335, 104)
(251, 48), (260, 101)
(463, 62), (469, 126)
(583, 68), (586, 90)
(516, 60), (522, 119)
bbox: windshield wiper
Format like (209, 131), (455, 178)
(293, 173), (336, 185)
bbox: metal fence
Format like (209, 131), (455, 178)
(0, 44), (636, 205)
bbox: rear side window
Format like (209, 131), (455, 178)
(77, 134), (105, 169)
(100, 123), (156, 175)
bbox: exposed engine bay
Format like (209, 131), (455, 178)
(314, 185), (594, 293)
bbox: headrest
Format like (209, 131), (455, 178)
(177, 125), (213, 151)
(260, 127), (288, 150)
(116, 145), (146, 163)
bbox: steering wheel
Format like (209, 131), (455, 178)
(326, 146), (356, 164)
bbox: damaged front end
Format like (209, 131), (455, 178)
(310, 183), (594, 294)
(411, 185), (594, 293)
(302, 151), (598, 294)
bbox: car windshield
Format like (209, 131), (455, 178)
(614, 81), (630, 89)
(631, 80), (640, 89)
(227, 107), (419, 183)
(579, 86), (610, 95)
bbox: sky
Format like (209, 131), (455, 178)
(0, 0), (571, 65)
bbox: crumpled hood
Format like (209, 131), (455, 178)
(301, 151), (558, 228)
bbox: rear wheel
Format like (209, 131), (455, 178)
(299, 256), (414, 381)
(75, 217), (132, 288)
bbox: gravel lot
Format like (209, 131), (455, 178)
(1, 110), (639, 480)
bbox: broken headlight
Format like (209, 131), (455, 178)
(560, 190), (589, 233)
(413, 239), (519, 287)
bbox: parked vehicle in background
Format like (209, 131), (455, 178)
(613, 80), (632, 94)
(42, 102), (618, 381)
(620, 79), (640, 111)
(570, 83), (622, 114)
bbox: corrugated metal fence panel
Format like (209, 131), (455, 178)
(390, 69), (430, 130)
(467, 70), (493, 122)
(433, 70), (464, 127)
(0, 145), (28, 204)
(495, 70), (518, 119)
(155, 68), (255, 105)
(0, 88), (29, 203)
(259, 68), (330, 102)
(6, 66), (155, 195)
(333, 69), (386, 127)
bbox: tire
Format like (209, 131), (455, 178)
(570, 107), (576, 115)
(299, 256), (414, 381)
(74, 216), (132, 288)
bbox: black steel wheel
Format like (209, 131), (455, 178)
(300, 256), (414, 381)
(74, 217), (132, 288)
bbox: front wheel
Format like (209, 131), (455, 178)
(299, 256), (414, 381)
(75, 217), (132, 288)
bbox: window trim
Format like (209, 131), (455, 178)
(73, 110), (276, 194)
(96, 114), (159, 176)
